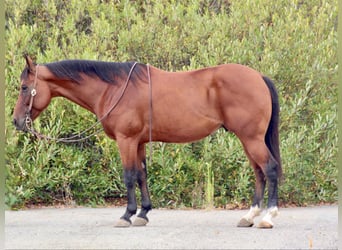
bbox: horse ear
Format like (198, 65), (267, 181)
(24, 54), (36, 72)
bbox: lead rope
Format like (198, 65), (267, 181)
(26, 62), (138, 142)
(147, 64), (153, 167)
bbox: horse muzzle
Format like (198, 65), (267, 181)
(13, 116), (29, 132)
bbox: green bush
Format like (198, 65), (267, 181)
(5, 0), (337, 209)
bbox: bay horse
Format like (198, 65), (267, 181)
(13, 55), (282, 228)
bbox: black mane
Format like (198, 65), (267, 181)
(44, 60), (146, 84)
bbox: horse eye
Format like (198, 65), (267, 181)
(21, 85), (28, 92)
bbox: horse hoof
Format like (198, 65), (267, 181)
(115, 218), (131, 227)
(132, 217), (148, 226)
(257, 220), (273, 229)
(237, 218), (254, 227)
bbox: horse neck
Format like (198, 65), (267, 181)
(47, 76), (110, 115)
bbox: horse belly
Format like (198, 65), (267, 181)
(153, 110), (222, 143)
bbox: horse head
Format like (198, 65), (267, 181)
(13, 55), (52, 131)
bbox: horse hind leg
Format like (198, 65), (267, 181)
(237, 152), (265, 227)
(257, 155), (279, 229)
(239, 138), (279, 229)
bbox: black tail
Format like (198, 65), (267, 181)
(262, 76), (282, 179)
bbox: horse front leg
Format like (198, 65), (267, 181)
(133, 144), (152, 226)
(115, 140), (152, 227)
(115, 167), (138, 227)
(115, 139), (139, 227)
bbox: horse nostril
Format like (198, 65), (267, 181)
(13, 118), (19, 129)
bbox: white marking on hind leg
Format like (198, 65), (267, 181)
(259, 206), (279, 228)
(238, 205), (262, 227)
(243, 205), (262, 221)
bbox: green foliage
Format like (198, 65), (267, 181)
(5, 0), (337, 209)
